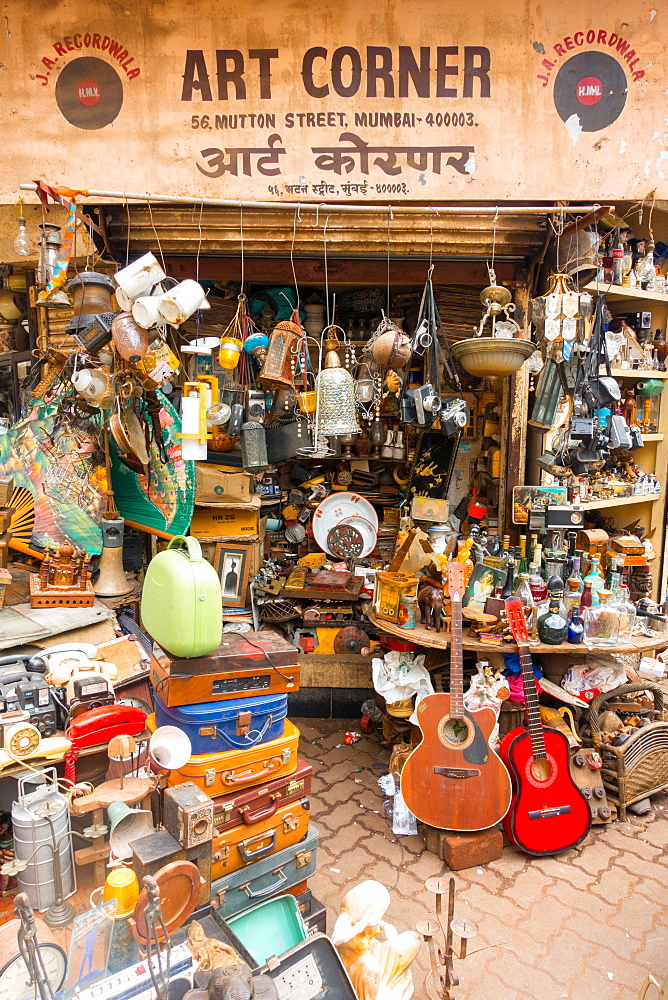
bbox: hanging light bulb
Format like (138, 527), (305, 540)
(315, 347), (361, 437)
(13, 215), (33, 257)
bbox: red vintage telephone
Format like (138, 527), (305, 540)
(67, 704), (147, 749)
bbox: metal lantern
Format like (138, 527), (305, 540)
(258, 322), (301, 390)
(315, 349), (361, 437)
(36, 224), (71, 308)
(240, 420), (268, 472)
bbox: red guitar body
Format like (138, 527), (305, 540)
(500, 725), (591, 855)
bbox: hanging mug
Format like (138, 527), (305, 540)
(114, 252), (166, 309)
(132, 291), (169, 329)
(158, 279), (210, 326)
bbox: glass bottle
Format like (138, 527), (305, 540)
(582, 589), (620, 646)
(537, 595), (568, 645)
(528, 546), (547, 603)
(610, 584), (636, 639)
(501, 555), (516, 599)
(569, 556), (583, 592)
(579, 580), (594, 616)
(568, 609), (585, 644)
(516, 536), (528, 576)
(564, 578), (583, 621)
(512, 573), (535, 610)
(583, 555), (605, 607)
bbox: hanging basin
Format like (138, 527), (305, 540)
(451, 337), (535, 378)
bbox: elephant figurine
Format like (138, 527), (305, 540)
(417, 584), (444, 632)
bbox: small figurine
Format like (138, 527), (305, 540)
(332, 880), (421, 1000)
(622, 388), (637, 426)
(417, 584), (444, 632)
(186, 921), (242, 973)
(183, 966), (277, 1000)
(29, 540), (95, 608)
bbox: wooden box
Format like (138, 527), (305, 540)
(131, 828), (212, 907)
(423, 826), (503, 870)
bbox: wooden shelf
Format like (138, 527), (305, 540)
(641, 433), (665, 442)
(579, 492), (663, 511)
(606, 368), (668, 379)
(585, 282), (668, 304)
(367, 609), (668, 656)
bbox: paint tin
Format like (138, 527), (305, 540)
(398, 595), (417, 629)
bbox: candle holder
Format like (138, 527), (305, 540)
(418, 877), (479, 1000)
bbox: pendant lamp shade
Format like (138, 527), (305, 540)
(315, 350), (361, 437)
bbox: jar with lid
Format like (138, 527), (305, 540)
(609, 584), (636, 639)
(582, 589), (620, 646)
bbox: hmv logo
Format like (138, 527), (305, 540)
(578, 82), (601, 96)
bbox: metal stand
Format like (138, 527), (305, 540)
(14, 892), (57, 1000)
(417, 877), (478, 1000)
(143, 875), (171, 1000)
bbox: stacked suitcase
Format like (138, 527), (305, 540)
(147, 631), (323, 925)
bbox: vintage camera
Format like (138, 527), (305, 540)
(164, 782), (214, 849)
(440, 397), (468, 437)
(67, 673), (115, 720)
(570, 417), (595, 440)
(246, 389), (266, 423)
(411, 384), (442, 425)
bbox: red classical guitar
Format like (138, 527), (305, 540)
(500, 599), (591, 855)
(400, 562), (512, 831)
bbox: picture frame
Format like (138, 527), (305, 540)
(462, 563), (506, 612)
(213, 542), (252, 608)
(512, 485), (567, 524)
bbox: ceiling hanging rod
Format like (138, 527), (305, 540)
(18, 184), (609, 217)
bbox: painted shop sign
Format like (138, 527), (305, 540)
(0, 0), (665, 203)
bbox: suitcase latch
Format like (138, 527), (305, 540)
(199, 726), (217, 738)
(280, 749), (291, 764)
(214, 888), (227, 907)
(283, 813), (299, 833)
(204, 769), (216, 787)
(213, 847), (230, 863)
(295, 849), (312, 868)
(236, 711), (252, 737)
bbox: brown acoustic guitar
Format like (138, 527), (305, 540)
(400, 560), (512, 831)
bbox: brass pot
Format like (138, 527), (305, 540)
(451, 337), (535, 378)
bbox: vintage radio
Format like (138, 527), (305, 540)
(0, 669), (58, 737)
(150, 630), (300, 707)
(545, 505), (584, 529)
(131, 828), (211, 908)
(164, 782), (214, 849)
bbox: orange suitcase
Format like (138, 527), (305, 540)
(212, 796), (310, 880)
(148, 716), (300, 796)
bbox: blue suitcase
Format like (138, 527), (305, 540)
(154, 691), (287, 754)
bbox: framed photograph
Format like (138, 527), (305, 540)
(462, 563), (507, 612)
(213, 542), (252, 608)
(512, 485), (567, 524)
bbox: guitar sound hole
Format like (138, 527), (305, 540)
(531, 758), (552, 782)
(439, 717), (474, 750)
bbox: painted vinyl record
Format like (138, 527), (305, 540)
(553, 52), (627, 132)
(55, 57), (123, 129)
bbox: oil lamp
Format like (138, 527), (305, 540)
(244, 331), (270, 363)
(240, 420), (268, 472)
(315, 346), (361, 438)
(258, 321), (301, 390)
(36, 224), (70, 307)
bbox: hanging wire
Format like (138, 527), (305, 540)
(386, 207), (393, 315)
(124, 197), (131, 267)
(488, 207), (499, 282)
(147, 201), (166, 273)
(290, 206), (301, 310)
(323, 214), (331, 327)
(239, 204), (245, 291)
(195, 199), (204, 284)
(427, 216), (435, 280)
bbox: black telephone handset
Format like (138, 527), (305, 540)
(0, 654), (47, 673)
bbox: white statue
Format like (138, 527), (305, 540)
(332, 881), (421, 1000)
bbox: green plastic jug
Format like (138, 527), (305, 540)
(141, 535), (222, 658)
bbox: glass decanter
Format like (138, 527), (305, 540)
(582, 588), (620, 646)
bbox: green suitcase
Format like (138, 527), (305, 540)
(140, 535), (222, 657)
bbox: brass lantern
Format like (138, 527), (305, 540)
(257, 321), (301, 390)
(315, 348), (361, 438)
(240, 420), (268, 472)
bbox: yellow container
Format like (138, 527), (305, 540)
(296, 391), (317, 414)
(374, 572), (419, 624)
(218, 338), (243, 370)
(102, 868), (140, 918)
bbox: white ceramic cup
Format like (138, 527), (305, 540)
(158, 279), (210, 326)
(132, 292), (168, 329)
(72, 368), (109, 404)
(114, 252), (166, 305)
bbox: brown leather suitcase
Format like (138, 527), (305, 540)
(212, 758), (312, 833)
(212, 796), (311, 881)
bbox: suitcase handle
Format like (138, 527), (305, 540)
(240, 793), (282, 825)
(238, 828), (278, 863)
(211, 716), (273, 750)
(222, 756), (284, 787)
(168, 535), (204, 562)
(242, 868), (287, 898)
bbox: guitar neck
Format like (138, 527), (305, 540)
(517, 641), (547, 760)
(450, 598), (464, 719)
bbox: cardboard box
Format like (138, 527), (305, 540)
(195, 465), (255, 505)
(190, 496), (261, 538)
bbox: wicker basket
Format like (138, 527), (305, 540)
(498, 699), (526, 738)
(588, 682), (668, 820)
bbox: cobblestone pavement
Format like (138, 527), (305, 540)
(296, 718), (668, 1000)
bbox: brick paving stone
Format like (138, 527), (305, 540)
(294, 718), (668, 1000)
